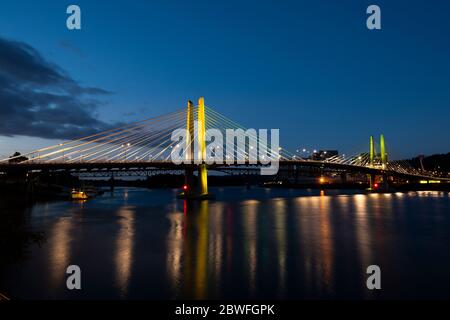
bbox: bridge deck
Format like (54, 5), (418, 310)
(0, 160), (448, 182)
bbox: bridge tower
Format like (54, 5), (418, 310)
(370, 135), (375, 166)
(369, 135), (376, 189)
(380, 134), (387, 168)
(197, 97), (209, 196)
(368, 134), (389, 191)
(179, 97), (213, 200)
(184, 100), (195, 196)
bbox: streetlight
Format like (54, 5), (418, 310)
(122, 143), (130, 161)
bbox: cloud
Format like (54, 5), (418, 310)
(58, 40), (84, 58)
(0, 36), (116, 140)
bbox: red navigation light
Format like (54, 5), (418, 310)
(373, 183), (379, 189)
(183, 185), (188, 191)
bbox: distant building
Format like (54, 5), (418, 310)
(312, 150), (338, 160)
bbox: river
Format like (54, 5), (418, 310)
(1, 187), (450, 299)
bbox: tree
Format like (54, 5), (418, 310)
(8, 152), (28, 163)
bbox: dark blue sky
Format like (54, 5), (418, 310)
(0, 0), (449, 159)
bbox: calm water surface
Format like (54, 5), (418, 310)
(1, 187), (450, 300)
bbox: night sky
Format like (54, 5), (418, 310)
(0, 0), (449, 159)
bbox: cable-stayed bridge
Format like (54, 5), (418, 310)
(1, 97), (448, 198)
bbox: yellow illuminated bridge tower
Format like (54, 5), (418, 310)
(178, 97), (214, 200)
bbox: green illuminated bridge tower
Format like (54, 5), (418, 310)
(368, 134), (389, 190)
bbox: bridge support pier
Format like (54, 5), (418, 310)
(184, 167), (195, 194)
(109, 175), (115, 192)
(381, 174), (390, 191)
(368, 174), (376, 190)
(199, 164), (208, 195)
(368, 173), (391, 191)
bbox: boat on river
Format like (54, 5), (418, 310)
(71, 189), (88, 200)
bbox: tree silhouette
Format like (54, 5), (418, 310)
(8, 152), (28, 163)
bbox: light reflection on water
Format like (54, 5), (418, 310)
(48, 217), (72, 289)
(115, 206), (135, 297)
(1, 187), (450, 300)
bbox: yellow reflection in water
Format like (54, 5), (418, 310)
(194, 201), (209, 299)
(115, 206), (135, 297)
(167, 200), (223, 299)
